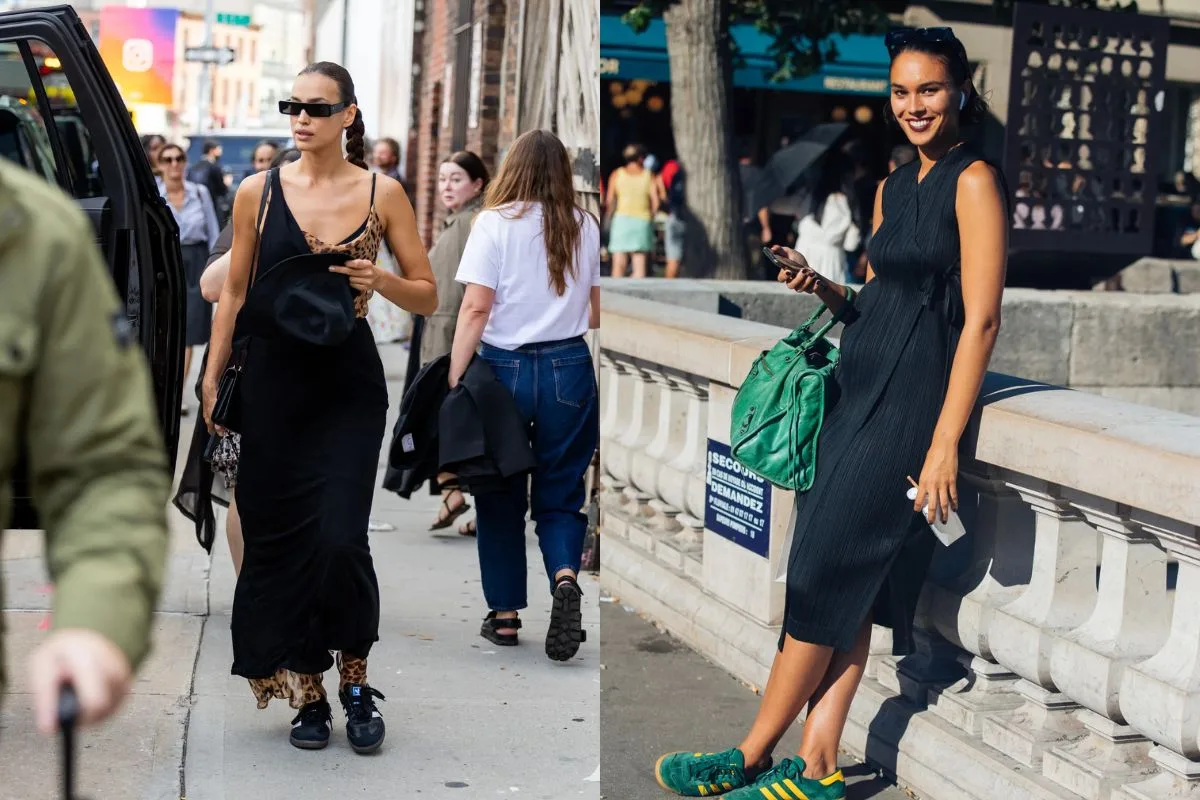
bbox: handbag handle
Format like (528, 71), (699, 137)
(784, 285), (858, 349)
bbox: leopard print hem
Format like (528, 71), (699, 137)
(336, 652), (368, 691)
(248, 669), (326, 710)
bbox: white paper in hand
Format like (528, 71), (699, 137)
(906, 486), (967, 547)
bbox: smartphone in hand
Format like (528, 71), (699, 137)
(764, 246), (826, 290)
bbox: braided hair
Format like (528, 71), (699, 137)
(298, 61), (368, 170)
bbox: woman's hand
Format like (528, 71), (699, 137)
(329, 258), (383, 292)
(914, 440), (958, 524)
(201, 378), (221, 436)
(773, 246), (825, 294)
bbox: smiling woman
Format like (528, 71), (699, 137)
(199, 60), (437, 757)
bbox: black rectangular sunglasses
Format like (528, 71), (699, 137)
(278, 100), (347, 117)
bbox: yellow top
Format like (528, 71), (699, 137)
(612, 167), (654, 220)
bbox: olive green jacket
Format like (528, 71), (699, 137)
(0, 160), (170, 687)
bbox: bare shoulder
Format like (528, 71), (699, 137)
(237, 170), (269, 199)
(957, 160), (1003, 199)
(373, 171), (407, 199)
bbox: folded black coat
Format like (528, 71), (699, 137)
(438, 357), (536, 493)
(382, 354), (451, 498)
(383, 354), (535, 498)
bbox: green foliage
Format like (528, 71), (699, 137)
(623, 0), (889, 83)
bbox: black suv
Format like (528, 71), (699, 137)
(0, 6), (186, 527)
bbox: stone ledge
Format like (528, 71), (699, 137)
(602, 294), (1200, 527)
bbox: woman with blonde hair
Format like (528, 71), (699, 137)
(450, 129), (600, 661)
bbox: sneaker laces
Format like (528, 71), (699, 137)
(751, 757), (806, 786)
(691, 751), (744, 785)
(291, 699), (331, 727)
(341, 685), (386, 723)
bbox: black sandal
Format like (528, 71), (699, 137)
(481, 611), (522, 646)
(430, 492), (471, 531)
(546, 575), (586, 662)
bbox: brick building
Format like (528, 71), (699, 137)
(411, 0), (598, 247)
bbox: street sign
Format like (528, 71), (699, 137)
(216, 12), (251, 26)
(185, 47), (236, 65)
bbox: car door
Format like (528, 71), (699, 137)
(0, 7), (185, 528)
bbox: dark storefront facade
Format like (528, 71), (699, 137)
(600, 14), (898, 175)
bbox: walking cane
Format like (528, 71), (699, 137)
(58, 685), (89, 800)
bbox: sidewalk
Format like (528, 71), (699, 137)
(600, 597), (910, 800)
(0, 343), (599, 800)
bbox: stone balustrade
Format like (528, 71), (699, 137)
(599, 292), (1200, 800)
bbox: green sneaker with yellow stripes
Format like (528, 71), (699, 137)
(654, 747), (763, 796)
(723, 757), (845, 800)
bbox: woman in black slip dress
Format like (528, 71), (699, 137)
(201, 61), (437, 754)
(653, 29), (1009, 800)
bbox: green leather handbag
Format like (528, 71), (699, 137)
(729, 288), (856, 492)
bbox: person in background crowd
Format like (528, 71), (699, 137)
(366, 137), (414, 348)
(0, 156), (170, 737)
(158, 143), (220, 413)
(738, 148), (773, 279)
(203, 61), (437, 754)
(252, 140), (281, 173)
(792, 150), (860, 287)
(142, 133), (166, 177)
(661, 158), (686, 279)
(450, 129), (600, 661)
(605, 143), (657, 278)
(189, 139), (230, 223)
(372, 137), (404, 183)
(426, 150), (491, 535)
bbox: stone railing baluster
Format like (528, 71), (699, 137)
(983, 480), (1100, 768)
(1115, 519), (1200, 800)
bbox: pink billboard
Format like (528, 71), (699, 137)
(99, 7), (179, 105)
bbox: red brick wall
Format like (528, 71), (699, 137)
(413, 0), (510, 247)
(414, 0), (451, 247)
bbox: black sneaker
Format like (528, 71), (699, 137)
(339, 684), (386, 754)
(289, 699), (332, 750)
(546, 575), (587, 662)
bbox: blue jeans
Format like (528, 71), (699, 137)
(475, 336), (599, 611)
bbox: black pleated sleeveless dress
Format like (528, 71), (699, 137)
(230, 168), (388, 690)
(781, 144), (981, 656)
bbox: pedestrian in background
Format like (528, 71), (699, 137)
(372, 136), (404, 183)
(203, 61), (437, 754)
(141, 133), (165, 178)
(605, 143), (657, 278)
(189, 139), (231, 223)
(791, 150), (860, 287)
(252, 140), (280, 174)
(367, 138), (415, 347)
(450, 129), (600, 662)
(0, 157), (170, 735)
(426, 150), (490, 535)
(660, 158), (686, 279)
(158, 143), (220, 414)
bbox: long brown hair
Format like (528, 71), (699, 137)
(483, 130), (594, 296)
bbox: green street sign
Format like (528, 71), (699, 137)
(216, 12), (251, 26)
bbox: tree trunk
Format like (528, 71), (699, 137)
(664, 0), (750, 279)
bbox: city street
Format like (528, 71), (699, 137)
(0, 344), (600, 800)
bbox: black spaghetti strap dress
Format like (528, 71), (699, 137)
(231, 169), (389, 701)
(781, 144), (985, 656)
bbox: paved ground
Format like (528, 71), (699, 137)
(600, 597), (910, 800)
(0, 344), (599, 800)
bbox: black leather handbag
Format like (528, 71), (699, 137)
(210, 169), (273, 434)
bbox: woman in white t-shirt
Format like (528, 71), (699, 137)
(449, 129), (601, 662)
